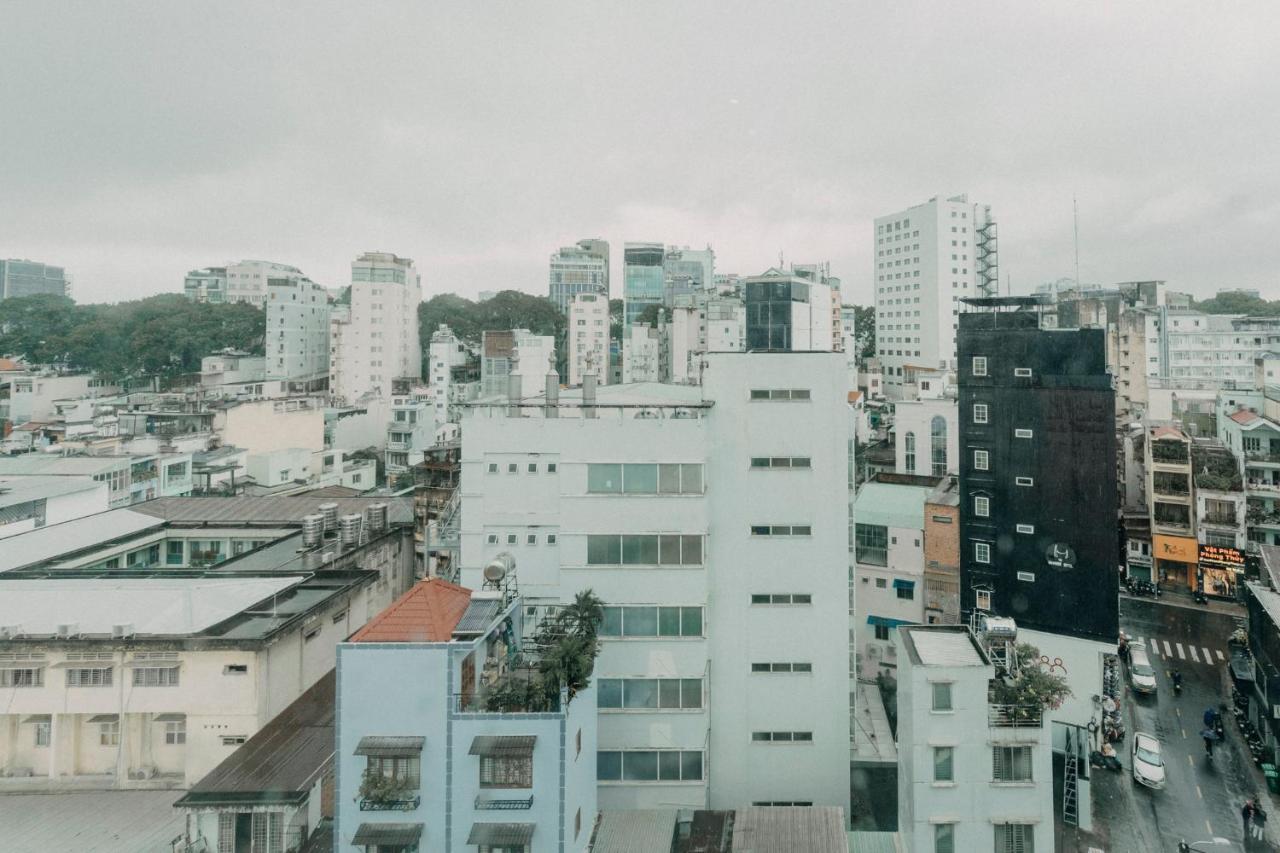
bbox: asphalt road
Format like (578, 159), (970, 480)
(1090, 596), (1273, 852)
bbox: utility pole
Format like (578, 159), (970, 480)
(1073, 196), (1081, 289)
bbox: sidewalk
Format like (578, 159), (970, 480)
(1119, 589), (1246, 618)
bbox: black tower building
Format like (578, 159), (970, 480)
(957, 297), (1118, 643)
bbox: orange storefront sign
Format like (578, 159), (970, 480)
(1153, 534), (1198, 564)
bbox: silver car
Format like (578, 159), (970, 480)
(1132, 732), (1166, 790)
(1129, 641), (1157, 694)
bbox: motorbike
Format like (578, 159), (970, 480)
(1192, 589), (1208, 605)
(1171, 671), (1183, 695)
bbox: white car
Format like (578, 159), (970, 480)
(1132, 732), (1166, 789)
(1129, 641), (1158, 694)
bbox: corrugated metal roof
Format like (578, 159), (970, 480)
(176, 670), (334, 807)
(354, 735), (424, 756)
(730, 806), (847, 853)
(0, 509), (164, 573)
(852, 482), (932, 530)
(848, 830), (908, 852)
(591, 810), (678, 853)
(454, 598), (501, 634)
(901, 626), (987, 667)
(467, 823), (536, 845)
(469, 735), (536, 756)
(0, 789), (183, 853)
(349, 578), (471, 643)
(351, 823), (424, 845)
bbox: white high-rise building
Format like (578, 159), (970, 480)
(184, 260), (309, 306)
(458, 351), (851, 814)
(668, 294), (745, 385)
(874, 194), (996, 399)
(568, 293), (610, 387)
(329, 252), (422, 404)
(265, 274), (329, 390)
(427, 324), (471, 428)
(621, 323), (661, 383)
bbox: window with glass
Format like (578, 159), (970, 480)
(133, 666), (180, 687)
(994, 823), (1035, 853)
(973, 403), (989, 424)
(974, 542), (991, 563)
(751, 731), (814, 743)
(931, 682), (953, 711)
(972, 356), (988, 376)
(0, 667), (43, 687)
(587, 463), (703, 494)
(598, 678), (703, 710)
(100, 720), (120, 746)
(993, 745), (1033, 781)
(935, 823), (956, 853)
(855, 524), (889, 566)
(165, 720), (186, 745)
(166, 540), (184, 565)
(750, 525), (812, 536)
(66, 667), (112, 687)
(904, 432), (916, 471)
(973, 449), (989, 470)
(930, 415), (948, 476)
(479, 754), (529, 788)
(974, 495), (990, 517)
(933, 746), (954, 781)
(586, 534), (703, 566)
(34, 721), (50, 747)
(597, 750), (703, 782)
(600, 606), (702, 638)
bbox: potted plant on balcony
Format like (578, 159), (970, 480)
(358, 769), (415, 807)
(989, 643), (1072, 723)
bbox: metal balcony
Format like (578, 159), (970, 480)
(359, 795), (421, 811)
(475, 795), (534, 810)
(988, 704), (1044, 728)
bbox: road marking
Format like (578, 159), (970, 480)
(1176, 642), (1186, 660)
(1147, 639), (1159, 656)
(1196, 785), (1203, 799)
(1189, 755), (1196, 767)
(1206, 819), (1213, 835)
(1202, 647), (1213, 663)
(1217, 649), (1226, 661)
(1176, 707), (1181, 717)
(1164, 640), (1173, 656)
(1182, 728), (1188, 738)
(1190, 645), (1200, 663)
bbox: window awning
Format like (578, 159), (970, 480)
(153, 713), (186, 723)
(354, 735), (425, 757)
(21, 715), (51, 724)
(866, 615), (912, 628)
(350, 823), (424, 846)
(467, 823), (535, 845)
(124, 659), (183, 668)
(892, 579), (916, 590)
(88, 714), (119, 723)
(469, 735), (535, 757)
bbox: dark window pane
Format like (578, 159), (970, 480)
(681, 679), (703, 709)
(659, 535), (681, 566)
(681, 535), (703, 565)
(657, 607), (681, 636)
(752, 732), (771, 741)
(624, 679), (658, 709)
(681, 464), (703, 493)
(751, 594), (770, 604)
(587, 535), (621, 565)
(658, 464), (681, 494)
(625, 607), (658, 637)
(793, 594), (812, 604)
(793, 662), (813, 673)
(751, 457), (770, 468)
(623, 464), (658, 494)
(598, 751), (621, 780)
(681, 607), (702, 636)
(598, 679), (622, 708)
(622, 535), (659, 565)
(751, 663), (771, 672)
(601, 607), (622, 636)
(770, 457), (791, 468)
(658, 679), (681, 708)
(681, 751), (703, 780)
(750, 525), (770, 536)
(657, 751), (681, 780)
(623, 751), (658, 781)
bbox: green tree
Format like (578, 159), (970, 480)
(1193, 292), (1280, 316)
(608, 298), (624, 342)
(989, 643), (1072, 716)
(853, 304), (876, 361)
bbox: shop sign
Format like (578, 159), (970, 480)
(1153, 534), (1198, 564)
(1198, 544), (1246, 571)
(1045, 543), (1076, 569)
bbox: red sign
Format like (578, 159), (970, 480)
(1199, 544), (1245, 571)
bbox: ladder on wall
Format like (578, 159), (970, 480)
(1063, 749), (1080, 827)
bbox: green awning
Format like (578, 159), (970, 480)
(468, 735), (535, 757)
(351, 823), (423, 846)
(467, 823), (535, 845)
(354, 735), (424, 757)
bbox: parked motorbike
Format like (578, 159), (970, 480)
(1192, 590), (1209, 605)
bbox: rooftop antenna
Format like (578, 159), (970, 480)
(1073, 196), (1081, 289)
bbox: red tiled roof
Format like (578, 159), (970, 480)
(847, 391), (863, 403)
(1230, 409), (1260, 426)
(349, 578), (471, 643)
(1151, 425), (1186, 439)
(0, 358), (23, 371)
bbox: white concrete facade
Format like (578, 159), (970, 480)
(894, 398), (959, 477)
(427, 324), (471, 427)
(459, 352), (851, 814)
(0, 476), (109, 539)
(568, 293), (610, 387)
(184, 260), (308, 306)
(329, 253), (422, 404)
(875, 194), (995, 399)
(265, 275), (330, 388)
(1160, 309), (1280, 384)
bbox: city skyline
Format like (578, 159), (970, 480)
(3, 2), (1278, 305)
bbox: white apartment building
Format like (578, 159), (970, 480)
(458, 352), (851, 813)
(427, 323), (471, 427)
(875, 194), (997, 399)
(549, 239), (609, 315)
(7, 373), (119, 425)
(568, 293), (610, 387)
(480, 329), (557, 399)
(894, 398), (958, 477)
(1159, 309), (1280, 384)
(667, 294), (746, 385)
(621, 323), (662, 383)
(0, 476), (108, 539)
(184, 260), (309, 306)
(329, 252), (422, 404)
(385, 390), (436, 475)
(0, 454), (193, 509)
(897, 625), (1053, 853)
(841, 305), (857, 362)
(266, 274), (330, 390)
(743, 268), (837, 352)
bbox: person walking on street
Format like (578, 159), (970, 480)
(1243, 799), (1256, 839)
(1253, 800), (1268, 841)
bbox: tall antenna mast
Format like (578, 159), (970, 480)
(1073, 196), (1081, 288)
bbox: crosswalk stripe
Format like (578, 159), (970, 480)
(1216, 649), (1226, 662)
(1145, 638), (1158, 656)
(1164, 640), (1173, 656)
(1189, 646), (1200, 663)
(1202, 648), (1213, 664)
(1176, 643), (1186, 660)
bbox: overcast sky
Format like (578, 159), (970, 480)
(3, 1), (1278, 306)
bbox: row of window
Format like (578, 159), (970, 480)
(587, 463), (704, 495)
(749, 525), (812, 537)
(487, 531), (558, 546)
(25, 718), (186, 748)
(598, 750), (704, 782)
(586, 534), (703, 566)
(971, 356), (1033, 379)
(598, 678), (703, 710)
(752, 731), (813, 743)
(1, 663), (184, 688)
(486, 461), (559, 474)
(931, 744), (1032, 783)
(600, 606), (703, 638)
(750, 593), (811, 605)
(749, 388), (811, 401)
(751, 662), (812, 673)
(749, 456), (811, 469)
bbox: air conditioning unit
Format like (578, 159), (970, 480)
(55, 623), (80, 639)
(112, 624), (135, 639)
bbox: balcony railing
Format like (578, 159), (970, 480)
(988, 704), (1044, 728)
(359, 795), (421, 811)
(475, 795), (534, 810)
(1248, 480), (1280, 495)
(1247, 450), (1280, 464)
(1201, 513), (1239, 526)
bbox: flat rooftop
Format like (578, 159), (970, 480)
(133, 495), (413, 525)
(0, 474), (102, 507)
(470, 381), (708, 408)
(0, 789), (183, 853)
(0, 508), (165, 573)
(900, 625), (989, 667)
(853, 480), (935, 530)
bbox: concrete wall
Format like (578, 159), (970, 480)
(217, 399), (325, 455)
